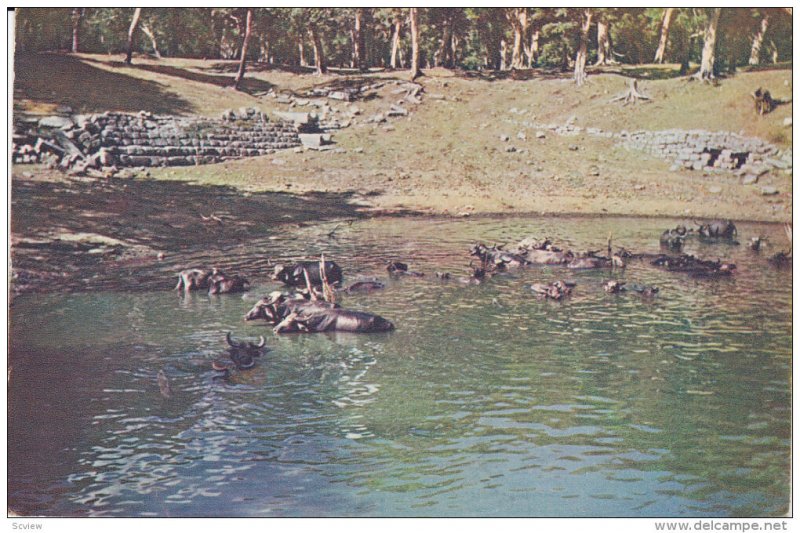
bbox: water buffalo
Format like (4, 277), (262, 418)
(212, 332), (268, 371)
(651, 254), (736, 277)
(660, 225), (689, 251)
(247, 293), (393, 334)
(272, 260), (343, 287)
(175, 268), (213, 291)
(567, 254), (625, 269)
(696, 220), (737, 241)
(531, 280), (575, 300)
(208, 272), (250, 295)
(274, 308), (395, 334)
(470, 244), (531, 269)
(345, 280), (386, 292)
(387, 261), (425, 277)
(603, 280), (659, 296)
(244, 292), (337, 323)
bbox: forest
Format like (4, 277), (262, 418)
(15, 8), (794, 84)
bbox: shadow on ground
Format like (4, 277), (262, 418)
(10, 172), (372, 294)
(14, 52), (194, 115)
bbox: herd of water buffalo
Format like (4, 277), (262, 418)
(173, 219), (791, 374)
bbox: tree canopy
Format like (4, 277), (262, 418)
(15, 8), (792, 76)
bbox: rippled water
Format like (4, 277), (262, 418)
(8, 216), (791, 517)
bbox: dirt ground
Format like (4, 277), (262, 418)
(10, 54), (793, 295)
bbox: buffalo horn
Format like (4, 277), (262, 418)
(226, 331), (243, 348)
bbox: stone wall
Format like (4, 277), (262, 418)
(13, 107), (302, 170)
(525, 118), (792, 184)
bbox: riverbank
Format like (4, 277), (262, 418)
(14, 53), (793, 222)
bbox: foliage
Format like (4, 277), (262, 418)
(14, 7), (793, 72)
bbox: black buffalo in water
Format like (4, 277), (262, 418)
(212, 332), (268, 372)
(175, 268), (213, 292)
(531, 280), (575, 300)
(272, 260), (343, 287)
(208, 272), (250, 295)
(567, 253), (625, 269)
(603, 280), (659, 297)
(387, 261), (425, 277)
(660, 225), (690, 251)
(470, 244), (532, 269)
(245, 292), (393, 334)
(696, 220), (738, 241)
(651, 254), (736, 277)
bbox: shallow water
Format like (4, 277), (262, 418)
(8, 216), (791, 517)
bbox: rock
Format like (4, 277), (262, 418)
(294, 98), (310, 106)
(742, 174), (759, 185)
(669, 164), (681, 172)
(505, 146), (517, 153)
(568, 145), (579, 151)
(328, 91), (352, 101)
(298, 133), (330, 148)
(499, 134), (510, 142)
(349, 105), (362, 115)
(55, 105), (73, 114)
(517, 131), (527, 141)
(275, 95), (292, 104)
(38, 116), (74, 129)
(429, 93), (446, 100)
(760, 186), (779, 195)
(535, 131), (546, 139)
(783, 117), (792, 127)
(293, 146), (304, 153)
(387, 105), (408, 117)
(271, 158), (286, 165)
(588, 165), (600, 176)
(354, 147), (364, 153)
(708, 185), (722, 194)
(634, 184), (645, 191)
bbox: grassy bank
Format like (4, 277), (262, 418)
(13, 52), (793, 222)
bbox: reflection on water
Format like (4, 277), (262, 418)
(8, 216), (791, 517)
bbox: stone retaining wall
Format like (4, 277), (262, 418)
(526, 119), (792, 183)
(76, 109), (301, 167)
(13, 108), (303, 169)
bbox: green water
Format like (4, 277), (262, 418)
(8, 216), (792, 517)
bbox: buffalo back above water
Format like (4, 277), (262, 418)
(272, 261), (343, 287)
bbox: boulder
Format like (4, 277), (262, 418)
(38, 116), (74, 129)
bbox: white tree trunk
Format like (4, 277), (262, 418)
(574, 9), (593, 86)
(595, 20), (609, 65)
(125, 8), (142, 64)
(697, 8), (722, 80)
(749, 14), (770, 65)
(654, 8), (675, 63)
(409, 8), (421, 79)
(141, 23), (161, 58)
(390, 19), (401, 69)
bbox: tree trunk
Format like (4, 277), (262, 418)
(595, 20), (609, 65)
(749, 13), (770, 65)
(233, 8), (253, 90)
(71, 8), (82, 53)
(654, 8), (675, 63)
(310, 24), (327, 75)
(500, 39), (508, 70)
(390, 19), (402, 69)
(141, 23), (161, 58)
(409, 8), (422, 79)
(298, 39), (307, 67)
(353, 9), (365, 70)
(530, 28), (539, 66)
(696, 8), (721, 80)
(574, 9), (593, 86)
(438, 14), (453, 68)
(124, 8), (142, 64)
(509, 8), (527, 69)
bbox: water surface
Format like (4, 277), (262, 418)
(8, 216), (792, 517)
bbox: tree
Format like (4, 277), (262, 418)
(695, 8), (722, 80)
(409, 8), (422, 79)
(506, 8), (529, 69)
(574, 8), (593, 85)
(749, 9), (770, 65)
(308, 18), (327, 74)
(654, 8), (675, 63)
(124, 8), (142, 64)
(389, 10), (404, 69)
(71, 8), (83, 53)
(233, 8), (253, 90)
